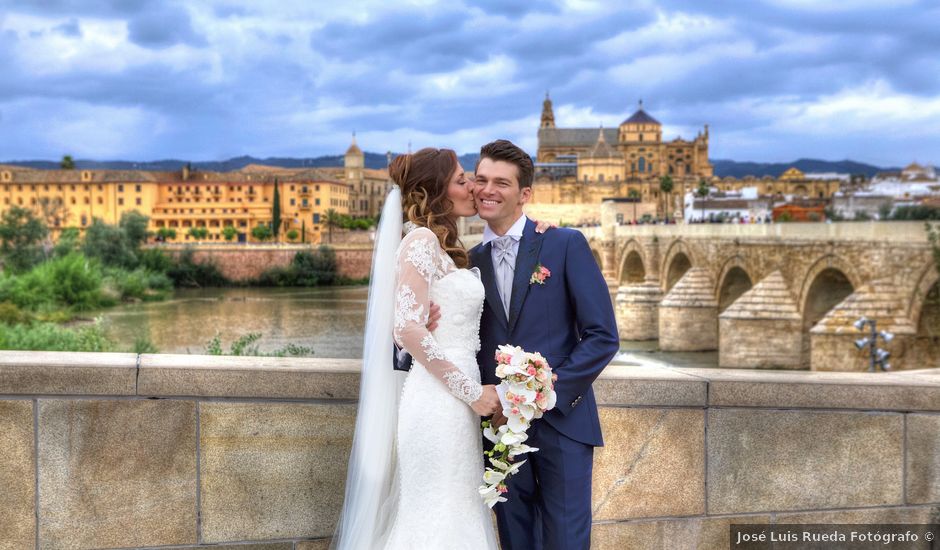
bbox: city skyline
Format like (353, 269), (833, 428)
(0, 0), (938, 166)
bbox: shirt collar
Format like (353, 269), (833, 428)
(482, 213), (527, 245)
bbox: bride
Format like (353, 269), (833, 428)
(333, 147), (503, 549)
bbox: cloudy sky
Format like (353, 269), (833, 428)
(0, 0), (938, 165)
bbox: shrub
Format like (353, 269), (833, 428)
(0, 320), (113, 352)
(83, 218), (138, 268)
(0, 253), (106, 311)
(0, 301), (32, 325)
(166, 247), (228, 287)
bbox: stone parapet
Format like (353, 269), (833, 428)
(0, 350), (937, 549)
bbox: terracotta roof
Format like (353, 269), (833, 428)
(538, 128), (618, 148)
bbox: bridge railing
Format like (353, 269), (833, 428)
(1, 350), (937, 548)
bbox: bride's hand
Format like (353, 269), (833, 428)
(533, 218), (557, 233)
(471, 385), (500, 416)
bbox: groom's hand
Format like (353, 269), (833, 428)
(491, 409), (508, 428)
(426, 302), (441, 332)
(471, 385), (500, 416)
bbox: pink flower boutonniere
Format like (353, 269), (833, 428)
(530, 263), (551, 285)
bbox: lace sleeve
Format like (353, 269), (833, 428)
(393, 229), (483, 406)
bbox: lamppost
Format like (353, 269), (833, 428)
(853, 316), (894, 372)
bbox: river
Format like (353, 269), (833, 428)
(95, 286), (719, 367)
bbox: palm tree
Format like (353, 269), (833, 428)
(694, 179), (710, 222)
(627, 188), (641, 223)
(324, 208), (341, 244)
(659, 175), (674, 221)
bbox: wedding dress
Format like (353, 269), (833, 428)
(382, 224), (499, 550)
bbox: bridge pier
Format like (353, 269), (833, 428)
(810, 280), (917, 371)
(659, 268), (718, 351)
(719, 271), (802, 369)
(615, 283), (663, 340)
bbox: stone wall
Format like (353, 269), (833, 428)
(154, 244), (374, 282)
(1, 351), (938, 549)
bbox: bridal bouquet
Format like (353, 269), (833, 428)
(479, 344), (557, 508)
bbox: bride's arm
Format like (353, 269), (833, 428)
(393, 230), (486, 407)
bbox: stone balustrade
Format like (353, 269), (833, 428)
(1, 350), (938, 549)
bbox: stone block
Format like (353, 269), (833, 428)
(296, 540), (332, 550)
(591, 514), (772, 550)
(907, 413), (940, 504)
(707, 409), (903, 514)
(594, 364), (706, 407)
(593, 407), (705, 520)
(679, 367), (940, 411)
(138, 354), (361, 399)
(0, 400), (35, 550)
(200, 402), (356, 542)
(0, 350), (136, 395)
(37, 399), (198, 549)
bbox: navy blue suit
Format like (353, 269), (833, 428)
(471, 218), (619, 550)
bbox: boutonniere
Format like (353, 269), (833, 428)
(530, 263), (551, 285)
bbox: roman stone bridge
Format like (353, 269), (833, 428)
(578, 221), (938, 371)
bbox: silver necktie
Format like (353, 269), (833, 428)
(492, 235), (518, 318)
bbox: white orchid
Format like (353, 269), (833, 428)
(509, 443), (539, 457)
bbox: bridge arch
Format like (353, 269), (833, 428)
(909, 261), (939, 324)
(618, 239), (647, 284)
(661, 239), (694, 293)
(590, 247), (604, 271)
(715, 256), (754, 313)
(798, 254), (859, 368)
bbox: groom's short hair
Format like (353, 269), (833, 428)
(478, 140), (534, 189)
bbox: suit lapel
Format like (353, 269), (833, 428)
(508, 218), (544, 334)
(471, 243), (509, 330)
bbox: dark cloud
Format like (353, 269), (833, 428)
(127, 4), (206, 49)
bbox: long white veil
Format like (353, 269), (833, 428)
(332, 186), (404, 550)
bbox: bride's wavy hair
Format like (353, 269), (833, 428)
(389, 147), (469, 269)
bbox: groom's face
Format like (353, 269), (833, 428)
(474, 157), (531, 226)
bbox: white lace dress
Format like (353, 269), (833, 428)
(385, 226), (498, 550)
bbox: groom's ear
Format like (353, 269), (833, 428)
(519, 185), (532, 205)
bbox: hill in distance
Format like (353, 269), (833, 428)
(3, 153), (903, 179)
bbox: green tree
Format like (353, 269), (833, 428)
(0, 206), (49, 272)
(52, 227), (81, 258)
(60, 155), (75, 170)
(222, 226), (237, 241)
(251, 223), (273, 242)
(324, 209), (341, 244)
(271, 178), (282, 242)
(693, 179), (710, 222)
(119, 210), (150, 248)
(659, 175), (674, 220)
(286, 229), (299, 242)
(187, 227), (209, 241)
(627, 188), (641, 223)
(156, 227), (177, 241)
(83, 219), (137, 268)
(301, 220), (306, 243)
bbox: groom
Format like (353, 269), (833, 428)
(471, 139), (619, 550)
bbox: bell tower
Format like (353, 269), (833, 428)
(540, 92), (555, 129)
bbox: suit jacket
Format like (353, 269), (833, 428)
(470, 218), (619, 447)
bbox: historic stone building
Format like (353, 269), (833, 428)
(529, 95), (849, 223)
(336, 134), (393, 218)
(533, 94), (713, 211)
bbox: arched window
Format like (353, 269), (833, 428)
(638, 157), (647, 173)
